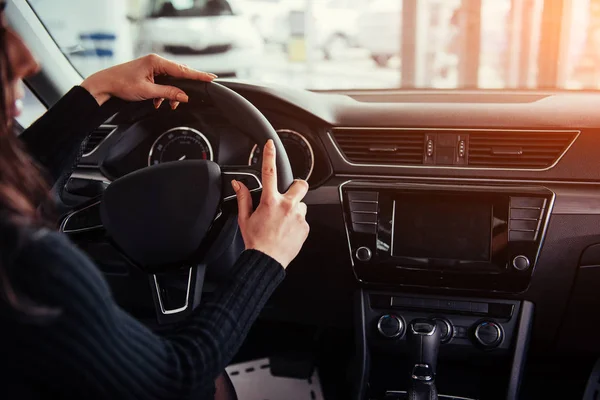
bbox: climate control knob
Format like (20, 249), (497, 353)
(377, 314), (404, 339)
(432, 317), (453, 343)
(474, 321), (503, 348)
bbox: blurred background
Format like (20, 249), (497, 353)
(24, 0), (600, 91)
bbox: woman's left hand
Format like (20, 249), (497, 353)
(80, 53), (217, 108)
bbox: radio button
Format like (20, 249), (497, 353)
(471, 302), (489, 314)
(509, 220), (538, 231)
(510, 197), (546, 209)
(348, 191), (378, 202)
(351, 213), (377, 224)
(349, 202), (378, 212)
(512, 255), (531, 271)
(355, 246), (372, 262)
(352, 223), (377, 234)
(509, 230), (536, 242)
(510, 208), (542, 219)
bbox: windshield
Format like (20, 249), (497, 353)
(25, 0), (599, 90)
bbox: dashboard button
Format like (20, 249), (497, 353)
(349, 202), (378, 212)
(348, 191), (378, 202)
(510, 208), (542, 219)
(510, 197), (546, 209)
(454, 326), (468, 338)
(471, 302), (489, 314)
(440, 300), (457, 311)
(391, 297), (413, 307)
(455, 301), (471, 312)
(355, 246), (372, 262)
(512, 255), (531, 271)
(474, 321), (503, 348)
(509, 220), (538, 231)
(423, 299), (440, 309)
(352, 223), (377, 234)
(509, 230), (536, 242)
(351, 213), (377, 223)
(377, 314), (405, 339)
(432, 317), (453, 343)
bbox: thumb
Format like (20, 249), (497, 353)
(233, 180), (252, 224)
(146, 83), (189, 103)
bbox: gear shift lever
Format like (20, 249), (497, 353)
(407, 319), (441, 400)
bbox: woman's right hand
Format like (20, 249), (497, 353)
(232, 139), (309, 268)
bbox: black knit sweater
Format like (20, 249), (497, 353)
(0, 87), (285, 399)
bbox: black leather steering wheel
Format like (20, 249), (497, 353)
(64, 80), (294, 324)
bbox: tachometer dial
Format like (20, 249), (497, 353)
(248, 129), (315, 180)
(148, 127), (213, 166)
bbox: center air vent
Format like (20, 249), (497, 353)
(82, 125), (116, 156)
(468, 130), (578, 169)
(330, 128), (425, 165)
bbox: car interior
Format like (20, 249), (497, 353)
(9, 0), (600, 399)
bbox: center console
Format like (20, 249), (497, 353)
(340, 181), (553, 292)
(343, 181), (545, 400)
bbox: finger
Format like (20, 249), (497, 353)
(153, 98), (164, 109)
(297, 202), (307, 217)
(285, 179), (309, 202)
(145, 83), (189, 103)
(154, 55), (218, 82)
(261, 139), (278, 197)
(170, 100), (180, 110)
(232, 180), (252, 223)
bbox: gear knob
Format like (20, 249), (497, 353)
(407, 318), (441, 375)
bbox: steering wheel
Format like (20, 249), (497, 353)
(64, 79), (294, 324)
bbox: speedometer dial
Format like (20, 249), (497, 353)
(148, 127), (213, 166)
(248, 129), (314, 180)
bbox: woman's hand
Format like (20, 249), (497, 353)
(80, 54), (217, 108)
(232, 140), (310, 269)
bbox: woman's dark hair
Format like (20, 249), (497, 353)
(0, 6), (53, 314)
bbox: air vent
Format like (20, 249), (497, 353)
(82, 125), (115, 156)
(468, 131), (578, 169)
(331, 128), (425, 165)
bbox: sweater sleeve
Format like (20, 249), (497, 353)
(8, 230), (285, 399)
(20, 86), (122, 186)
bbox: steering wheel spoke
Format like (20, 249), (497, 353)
(150, 264), (206, 325)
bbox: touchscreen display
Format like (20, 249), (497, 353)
(393, 195), (492, 261)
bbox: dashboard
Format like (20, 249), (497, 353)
(65, 81), (600, 359)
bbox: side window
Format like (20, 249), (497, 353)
(15, 85), (46, 129)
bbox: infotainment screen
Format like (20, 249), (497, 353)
(392, 194), (492, 262)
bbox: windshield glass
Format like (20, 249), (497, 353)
(25, 0), (599, 90)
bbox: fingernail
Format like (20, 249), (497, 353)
(266, 139), (274, 149)
(209, 73), (218, 78)
(176, 93), (189, 102)
(231, 180), (240, 192)
(154, 98), (164, 109)
(171, 101), (180, 110)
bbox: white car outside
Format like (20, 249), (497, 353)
(135, 0), (264, 77)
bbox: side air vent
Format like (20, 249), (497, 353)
(82, 125), (116, 156)
(468, 131), (578, 168)
(331, 128), (425, 165)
